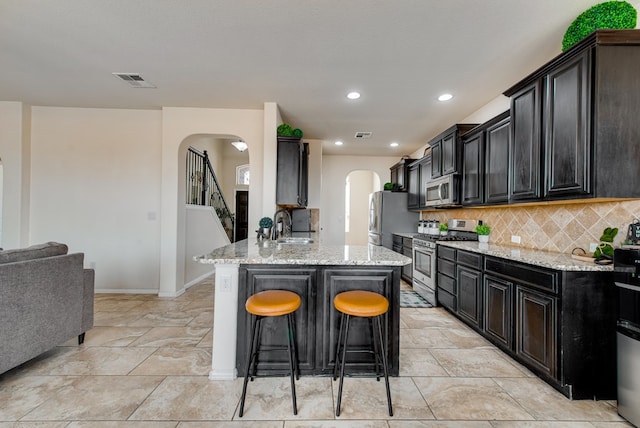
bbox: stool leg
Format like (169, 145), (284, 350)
(336, 314), (351, 417)
(333, 312), (346, 381)
(375, 315), (393, 417)
(285, 313), (298, 415)
(239, 314), (261, 417)
(289, 311), (300, 380)
(251, 317), (264, 381)
(369, 317), (381, 381)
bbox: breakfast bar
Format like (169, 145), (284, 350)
(195, 238), (411, 380)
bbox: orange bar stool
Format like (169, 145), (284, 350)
(333, 290), (393, 417)
(238, 289), (301, 417)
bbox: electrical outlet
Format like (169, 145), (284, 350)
(511, 235), (521, 244)
(220, 275), (232, 292)
(589, 242), (598, 253)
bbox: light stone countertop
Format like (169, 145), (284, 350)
(195, 238), (411, 266)
(437, 241), (613, 272)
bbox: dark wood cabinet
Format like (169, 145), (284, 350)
(504, 30), (640, 201)
(436, 246), (617, 399)
(515, 285), (556, 378)
(457, 265), (482, 327)
(428, 124), (477, 180)
(390, 158), (415, 192)
(461, 112), (511, 206)
(483, 275), (512, 349)
(407, 161), (420, 210)
(418, 155), (432, 209)
(237, 265), (401, 377)
(461, 130), (484, 205)
(392, 234), (413, 283)
(276, 138), (309, 207)
(237, 267), (317, 374)
(543, 50), (591, 198)
(320, 267), (399, 375)
(484, 114), (511, 204)
(509, 82), (542, 202)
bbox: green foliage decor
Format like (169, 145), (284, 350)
(259, 217), (273, 229)
(593, 226), (618, 258)
(383, 182), (394, 191)
(439, 223), (448, 232)
(277, 123), (294, 136)
(562, 1), (637, 51)
(475, 224), (491, 236)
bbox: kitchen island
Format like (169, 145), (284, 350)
(195, 238), (410, 380)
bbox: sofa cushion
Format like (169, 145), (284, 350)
(0, 242), (68, 265)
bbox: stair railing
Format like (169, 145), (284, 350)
(186, 147), (235, 242)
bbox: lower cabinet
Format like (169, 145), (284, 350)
(515, 285), (556, 378)
(436, 245), (617, 399)
(483, 275), (512, 349)
(236, 265), (401, 376)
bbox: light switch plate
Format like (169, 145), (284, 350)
(511, 235), (521, 244)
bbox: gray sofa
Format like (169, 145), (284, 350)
(0, 242), (94, 375)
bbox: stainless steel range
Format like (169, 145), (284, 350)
(412, 219), (478, 305)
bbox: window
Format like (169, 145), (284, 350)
(236, 164), (250, 185)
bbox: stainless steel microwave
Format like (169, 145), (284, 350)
(424, 174), (460, 208)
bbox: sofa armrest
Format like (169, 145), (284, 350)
(82, 268), (95, 333)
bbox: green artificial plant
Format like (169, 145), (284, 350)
(562, 1), (637, 51)
(593, 226), (618, 258)
(475, 224), (491, 236)
(277, 123), (294, 136)
(259, 217), (273, 229)
(383, 182), (394, 191)
(439, 223), (448, 232)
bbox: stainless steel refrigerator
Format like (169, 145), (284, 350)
(368, 191), (418, 249)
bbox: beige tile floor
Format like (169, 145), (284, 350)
(0, 278), (632, 427)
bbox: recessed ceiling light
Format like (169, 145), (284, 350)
(390, 142), (399, 147)
(438, 93), (453, 102)
(346, 91), (361, 100)
(335, 141), (343, 146)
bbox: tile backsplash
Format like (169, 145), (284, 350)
(423, 199), (640, 254)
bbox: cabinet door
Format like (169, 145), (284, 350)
(442, 132), (457, 175)
(544, 51), (591, 198)
(461, 130), (484, 205)
(485, 116), (511, 204)
(402, 245), (413, 283)
(407, 163), (420, 209)
(484, 275), (512, 349)
(320, 268), (399, 375)
(515, 286), (556, 377)
(457, 266), (482, 328)
(431, 141), (442, 178)
(237, 267), (317, 374)
(510, 81), (542, 201)
(390, 165), (399, 189)
(419, 156), (432, 208)
(276, 140), (308, 206)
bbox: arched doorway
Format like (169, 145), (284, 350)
(344, 170), (381, 245)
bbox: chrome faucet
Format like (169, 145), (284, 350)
(272, 209), (292, 240)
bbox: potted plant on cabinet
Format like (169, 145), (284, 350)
(439, 223), (448, 236)
(476, 224), (491, 243)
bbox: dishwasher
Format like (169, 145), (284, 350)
(613, 248), (640, 427)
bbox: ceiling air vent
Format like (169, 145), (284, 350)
(112, 73), (156, 88)
(354, 131), (372, 139)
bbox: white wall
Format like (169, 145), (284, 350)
(184, 205), (228, 286)
(345, 170), (376, 245)
(0, 102), (31, 249)
(30, 107), (163, 293)
(321, 155), (397, 245)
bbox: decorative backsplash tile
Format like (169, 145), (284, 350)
(422, 199), (640, 254)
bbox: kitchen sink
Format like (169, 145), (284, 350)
(276, 237), (314, 244)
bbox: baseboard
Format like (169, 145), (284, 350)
(95, 288), (159, 294)
(184, 271), (215, 290)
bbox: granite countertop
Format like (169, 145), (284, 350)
(393, 232), (419, 239)
(437, 241), (613, 272)
(195, 238), (411, 266)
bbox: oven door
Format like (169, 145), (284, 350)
(413, 244), (435, 287)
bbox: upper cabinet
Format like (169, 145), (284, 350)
(276, 138), (309, 207)
(429, 124), (477, 179)
(389, 157), (415, 192)
(461, 111), (510, 206)
(504, 30), (640, 202)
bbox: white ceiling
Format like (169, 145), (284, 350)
(0, 0), (624, 156)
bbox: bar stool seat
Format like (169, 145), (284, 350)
(333, 290), (393, 417)
(239, 289), (301, 417)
